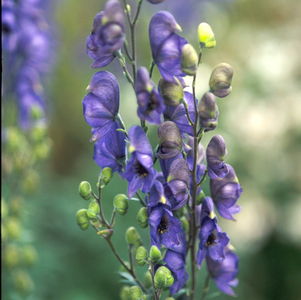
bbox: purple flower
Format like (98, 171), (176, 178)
(167, 158), (190, 209)
(2, 0), (18, 51)
(123, 126), (156, 197)
(86, 0), (125, 68)
(83, 71), (121, 142)
(164, 92), (195, 136)
(149, 11), (188, 82)
(147, 175), (170, 208)
(210, 165), (242, 220)
(148, 204), (186, 255)
(206, 135), (229, 179)
(164, 250), (188, 294)
(135, 67), (165, 124)
(206, 249), (239, 296)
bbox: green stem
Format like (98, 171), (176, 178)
(150, 264), (160, 300)
(200, 274), (210, 300)
(149, 61), (155, 78)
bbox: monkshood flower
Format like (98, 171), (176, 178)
(164, 92), (196, 136)
(2, 0), (18, 52)
(135, 67), (165, 124)
(149, 11), (188, 82)
(123, 126), (156, 197)
(184, 136), (205, 173)
(86, 0), (125, 68)
(164, 249), (188, 294)
(206, 249), (239, 296)
(210, 165), (242, 220)
(83, 71), (121, 142)
(206, 135), (229, 179)
(148, 176), (168, 208)
(167, 158), (190, 209)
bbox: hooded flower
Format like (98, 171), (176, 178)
(86, 0), (125, 68)
(164, 92), (195, 136)
(167, 158), (190, 209)
(2, 0), (18, 51)
(149, 11), (188, 82)
(210, 165), (242, 220)
(83, 71), (121, 142)
(206, 249), (239, 296)
(123, 126), (156, 197)
(135, 67), (165, 124)
(164, 250), (188, 294)
(206, 135), (229, 179)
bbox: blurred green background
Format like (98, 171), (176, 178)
(3, 0), (301, 299)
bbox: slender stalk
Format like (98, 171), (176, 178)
(135, 192), (146, 207)
(182, 98), (194, 126)
(200, 274), (210, 300)
(149, 60), (155, 78)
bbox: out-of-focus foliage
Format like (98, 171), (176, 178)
(2, 0), (301, 299)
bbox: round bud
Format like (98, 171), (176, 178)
(149, 245), (162, 263)
(6, 217), (21, 240)
(125, 227), (142, 247)
(22, 170), (39, 194)
(79, 181), (92, 200)
(135, 246), (148, 266)
(180, 216), (189, 233)
(144, 271), (153, 289)
(154, 266), (174, 289)
(209, 63), (233, 98)
(22, 245), (38, 266)
(76, 209), (89, 231)
(181, 44), (198, 76)
(30, 125), (47, 142)
(13, 270), (34, 295)
(120, 285), (131, 300)
(196, 190), (206, 205)
(136, 207), (148, 228)
(87, 199), (100, 220)
(128, 286), (146, 300)
(166, 298), (175, 300)
(198, 22), (216, 48)
(4, 245), (20, 268)
(198, 92), (219, 131)
(102, 167), (113, 185)
(113, 194), (129, 215)
(159, 78), (183, 106)
(97, 229), (113, 238)
(31, 105), (43, 120)
(10, 196), (23, 216)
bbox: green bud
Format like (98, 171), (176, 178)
(135, 246), (148, 266)
(165, 298), (175, 300)
(144, 271), (153, 289)
(196, 190), (206, 204)
(113, 194), (128, 215)
(13, 270), (34, 295)
(97, 229), (113, 238)
(120, 285), (131, 300)
(125, 227), (142, 247)
(4, 245), (20, 268)
(159, 78), (183, 106)
(198, 22), (216, 48)
(79, 181), (92, 200)
(209, 63), (233, 98)
(6, 128), (23, 152)
(22, 170), (39, 194)
(22, 245), (38, 266)
(10, 196), (23, 216)
(181, 44), (198, 76)
(1, 198), (8, 218)
(34, 140), (51, 160)
(102, 167), (113, 185)
(136, 207), (148, 228)
(87, 199), (100, 219)
(6, 217), (21, 240)
(31, 105), (43, 120)
(128, 286), (146, 300)
(180, 216), (189, 233)
(30, 125), (47, 142)
(149, 245), (162, 263)
(154, 266), (174, 289)
(76, 209), (89, 231)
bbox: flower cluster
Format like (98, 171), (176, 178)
(78, 0), (242, 299)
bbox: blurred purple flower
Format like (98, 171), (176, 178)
(147, 0), (166, 4)
(2, 0), (18, 51)
(86, 0), (125, 68)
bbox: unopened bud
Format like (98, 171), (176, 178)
(76, 209), (89, 231)
(136, 207), (148, 228)
(135, 246), (148, 266)
(22, 170), (39, 194)
(198, 92), (219, 131)
(22, 245), (38, 266)
(125, 227), (142, 246)
(181, 44), (198, 76)
(180, 216), (189, 233)
(166, 298), (175, 300)
(198, 22), (216, 48)
(30, 125), (47, 142)
(97, 229), (113, 238)
(159, 78), (183, 106)
(79, 181), (92, 200)
(154, 266), (174, 289)
(10, 196), (23, 216)
(128, 286), (146, 300)
(4, 245), (20, 268)
(120, 285), (131, 300)
(101, 167), (113, 185)
(87, 199), (100, 219)
(149, 245), (162, 263)
(196, 190), (206, 204)
(13, 270), (34, 295)
(31, 105), (43, 120)
(6, 217), (21, 240)
(209, 63), (233, 98)
(113, 194), (128, 215)
(144, 271), (153, 289)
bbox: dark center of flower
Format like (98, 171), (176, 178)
(206, 231), (217, 246)
(146, 92), (158, 112)
(100, 23), (123, 46)
(134, 161), (148, 177)
(2, 23), (11, 34)
(158, 215), (169, 234)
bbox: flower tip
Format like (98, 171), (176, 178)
(198, 22), (216, 49)
(128, 144), (136, 153)
(175, 22), (182, 32)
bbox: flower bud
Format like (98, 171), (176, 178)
(196, 190), (206, 204)
(30, 125), (47, 142)
(181, 44), (198, 76)
(128, 286), (146, 300)
(144, 271), (153, 289)
(6, 217), (21, 240)
(135, 246), (148, 266)
(113, 194), (128, 215)
(166, 298), (175, 300)
(159, 78), (183, 106)
(154, 266), (174, 289)
(97, 228), (113, 238)
(87, 199), (100, 220)
(76, 209), (89, 231)
(101, 167), (113, 185)
(13, 270), (34, 295)
(79, 181), (92, 200)
(125, 227), (142, 246)
(22, 170), (39, 194)
(22, 245), (38, 266)
(198, 92), (219, 131)
(198, 22), (216, 48)
(31, 105), (43, 120)
(209, 63), (233, 98)
(10, 196), (23, 216)
(136, 207), (148, 228)
(149, 245), (162, 263)
(1, 198), (8, 218)
(120, 285), (131, 300)
(4, 245), (20, 268)
(180, 216), (189, 233)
